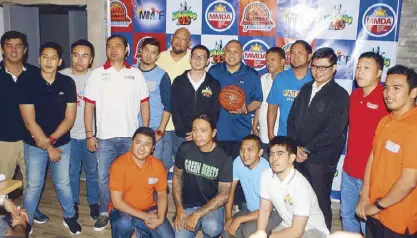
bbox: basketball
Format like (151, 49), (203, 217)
(219, 85), (246, 111)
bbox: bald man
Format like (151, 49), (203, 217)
(156, 27), (192, 170)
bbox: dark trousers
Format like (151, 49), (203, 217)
(295, 162), (335, 231)
(217, 140), (246, 207)
(366, 217), (417, 238)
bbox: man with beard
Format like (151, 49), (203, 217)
(250, 136), (329, 238)
(138, 38), (172, 171)
(157, 27), (192, 156)
(267, 40), (313, 138)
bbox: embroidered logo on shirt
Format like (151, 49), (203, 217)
(101, 72), (110, 81)
(317, 100), (325, 112)
(284, 193), (293, 205)
(201, 86), (213, 97)
(58, 92), (65, 96)
(366, 102), (379, 110)
(148, 178), (158, 184)
(385, 140), (400, 153)
(239, 81), (244, 84)
(124, 75), (135, 80)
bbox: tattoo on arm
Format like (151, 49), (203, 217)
(198, 182), (231, 217)
(173, 167), (184, 208)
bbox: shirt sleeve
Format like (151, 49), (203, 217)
(266, 77), (281, 105)
(259, 170), (271, 200)
(232, 159), (239, 181)
(219, 155), (233, 182)
(83, 70), (98, 104)
(66, 77), (77, 103)
(109, 162), (124, 192)
(174, 143), (185, 169)
(154, 162), (168, 192)
(402, 128), (417, 169)
(160, 73), (171, 113)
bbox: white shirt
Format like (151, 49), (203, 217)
(188, 72), (205, 91)
(309, 80), (330, 106)
(60, 68), (91, 139)
(260, 167), (330, 235)
(83, 62), (149, 139)
(259, 73), (279, 144)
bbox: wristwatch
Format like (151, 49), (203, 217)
(374, 198), (386, 210)
(48, 136), (57, 145)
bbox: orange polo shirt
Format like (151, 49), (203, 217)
(369, 107), (417, 235)
(108, 152), (167, 212)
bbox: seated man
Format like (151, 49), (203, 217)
(109, 127), (174, 238)
(0, 197), (28, 237)
(172, 114), (233, 238)
(250, 136), (330, 238)
(222, 135), (281, 238)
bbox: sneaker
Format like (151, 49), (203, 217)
(74, 203), (79, 220)
(93, 215), (109, 231)
(63, 216), (82, 235)
(33, 209), (49, 224)
(89, 203), (100, 220)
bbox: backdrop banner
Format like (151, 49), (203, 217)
(109, 0), (402, 200)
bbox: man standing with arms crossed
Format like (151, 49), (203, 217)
(84, 35), (150, 231)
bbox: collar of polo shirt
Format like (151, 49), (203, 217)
(103, 60), (131, 70)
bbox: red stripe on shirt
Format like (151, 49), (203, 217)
(141, 96), (150, 103)
(83, 97), (96, 104)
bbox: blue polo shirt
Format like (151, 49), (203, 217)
(266, 68), (312, 136)
(233, 157), (270, 212)
(209, 63), (262, 141)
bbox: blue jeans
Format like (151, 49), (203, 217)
(341, 171), (366, 235)
(70, 139), (99, 205)
(97, 137), (131, 214)
(175, 207), (224, 238)
(171, 132), (185, 157)
(110, 209), (174, 238)
(153, 131), (174, 170)
(23, 143), (75, 224)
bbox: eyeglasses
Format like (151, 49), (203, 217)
(191, 54), (207, 61)
(311, 64), (333, 72)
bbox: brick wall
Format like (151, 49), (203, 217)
(397, 0), (417, 70)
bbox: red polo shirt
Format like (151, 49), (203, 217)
(343, 84), (388, 180)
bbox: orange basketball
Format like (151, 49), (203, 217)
(219, 85), (246, 111)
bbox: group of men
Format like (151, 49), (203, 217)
(0, 25), (416, 238)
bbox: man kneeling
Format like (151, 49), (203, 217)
(109, 127), (174, 238)
(222, 135), (281, 238)
(250, 136), (330, 238)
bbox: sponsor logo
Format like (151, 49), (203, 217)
(371, 46), (391, 67)
(284, 194), (293, 205)
(385, 140), (400, 153)
(210, 40), (225, 65)
(282, 42), (293, 70)
(362, 3), (397, 37)
(134, 36), (152, 65)
(336, 50), (351, 66)
(324, 4), (353, 30)
(242, 40), (269, 71)
(205, 1), (235, 32)
(110, 0), (132, 27)
(240, 2), (275, 32)
(366, 102), (379, 110)
(148, 178), (158, 184)
(172, 0), (197, 25)
(201, 86), (213, 97)
(136, 6), (164, 21)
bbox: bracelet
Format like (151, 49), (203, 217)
(86, 130), (93, 133)
(86, 135), (96, 140)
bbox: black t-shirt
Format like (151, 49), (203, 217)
(175, 141), (233, 208)
(18, 72), (77, 147)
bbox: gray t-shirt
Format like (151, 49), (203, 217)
(60, 68), (91, 139)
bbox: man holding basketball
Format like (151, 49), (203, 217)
(171, 44), (221, 145)
(208, 40), (263, 159)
